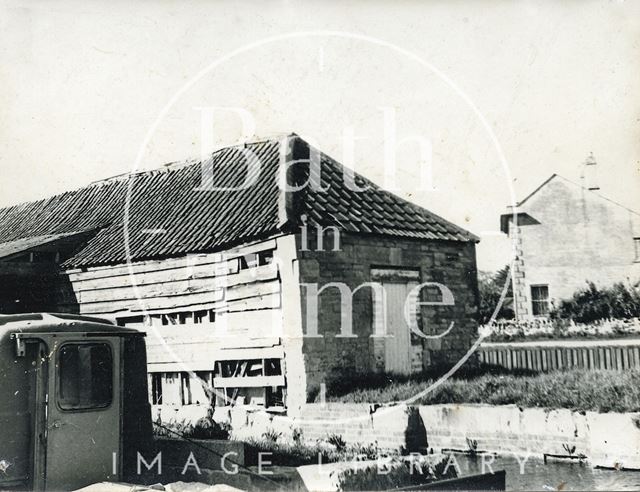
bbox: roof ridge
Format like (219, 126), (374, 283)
(514, 173), (558, 207)
(515, 173), (640, 216)
(1, 134), (476, 268)
(3, 137), (291, 211)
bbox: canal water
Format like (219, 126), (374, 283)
(454, 454), (640, 491)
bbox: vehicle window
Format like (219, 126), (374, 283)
(58, 343), (113, 410)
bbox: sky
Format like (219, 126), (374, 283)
(1, 0), (639, 271)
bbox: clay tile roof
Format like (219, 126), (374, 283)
(0, 135), (476, 268)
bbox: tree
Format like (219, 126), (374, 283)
(478, 265), (514, 324)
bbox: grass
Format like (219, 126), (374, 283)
(242, 438), (380, 467)
(153, 417), (231, 440)
(324, 365), (640, 413)
(338, 455), (456, 491)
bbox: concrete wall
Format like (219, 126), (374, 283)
(221, 403), (415, 452)
(218, 403), (640, 470)
(296, 231), (479, 399)
(509, 176), (640, 319)
(418, 404), (640, 470)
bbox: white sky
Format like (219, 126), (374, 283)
(1, 0), (639, 271)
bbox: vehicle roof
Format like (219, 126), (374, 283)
(0, 312), (141, 337)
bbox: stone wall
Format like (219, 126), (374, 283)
(295, 231), (479, 399)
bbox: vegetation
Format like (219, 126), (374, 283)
(326, 365), (640, 413)
(242, 438), (380, 467)
(481, 317), (640, 342)
(551, 281), (640, 323)
(318, 363), (534, 400)
(479, 271), (640, 326)
(153, 416), (231, 440)
(478, 265), (514, 324)
(481, 280), (640, 342)
(261, 429), (282, 443)
(326, 433), (347, 452)
(338, 455), (456, 491)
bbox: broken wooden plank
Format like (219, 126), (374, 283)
(213, 375), (285, 388)
(68, 261), (279, 293)
(73, 291), (281, 315)
(65, 238), (278, 281)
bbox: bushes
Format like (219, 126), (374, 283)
(478, 266), (514, 324)
(153, 417), (230, 440)
(479, 273), (640, 325)
(329, 367), (640, 413)
(481, 317), (640, 342)
(552, 281), (640, 323)
(326, 433), (347, 451)
(242, 437), (380, 467)
(480, 281), (640, 341)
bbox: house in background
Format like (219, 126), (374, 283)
(0, 134), (479, 417)
(500, 157), (640, 320)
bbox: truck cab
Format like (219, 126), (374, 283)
(0, 313), (151, 491)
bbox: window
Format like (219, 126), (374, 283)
(161, 313), (178, 326)
(194, 309), (215, 324)
(634, 237), (640, 262)
(239, 253), (259, 271)
(58, 343), (113, 410)
(116, 315), (144, 327)
(131, 310), (216, 327)
(30, 251), (60, 262)
(531, 285), (550, 316)
(264, 358), (282, 376)
(266, 386), (285, 407)
(258, 250), (274, 266)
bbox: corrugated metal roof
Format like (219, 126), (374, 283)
(0, 136), (476, 268)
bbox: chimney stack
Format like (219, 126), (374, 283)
(277, 135), (309, 229)
(584, 152), (599, 191)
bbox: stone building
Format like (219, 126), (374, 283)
(500, 168), (640, 320)
(0, 134), (479, 415)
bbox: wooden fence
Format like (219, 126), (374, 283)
(478, 339), (640, 371)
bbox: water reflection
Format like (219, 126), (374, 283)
(453, 454), (640, 491)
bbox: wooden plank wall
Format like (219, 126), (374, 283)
(59, 239), (281, 316)
(60, 242), (286, 367)
(479, 341), (640, 371)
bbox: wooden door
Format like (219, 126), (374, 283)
(380, 281), (417, 375)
